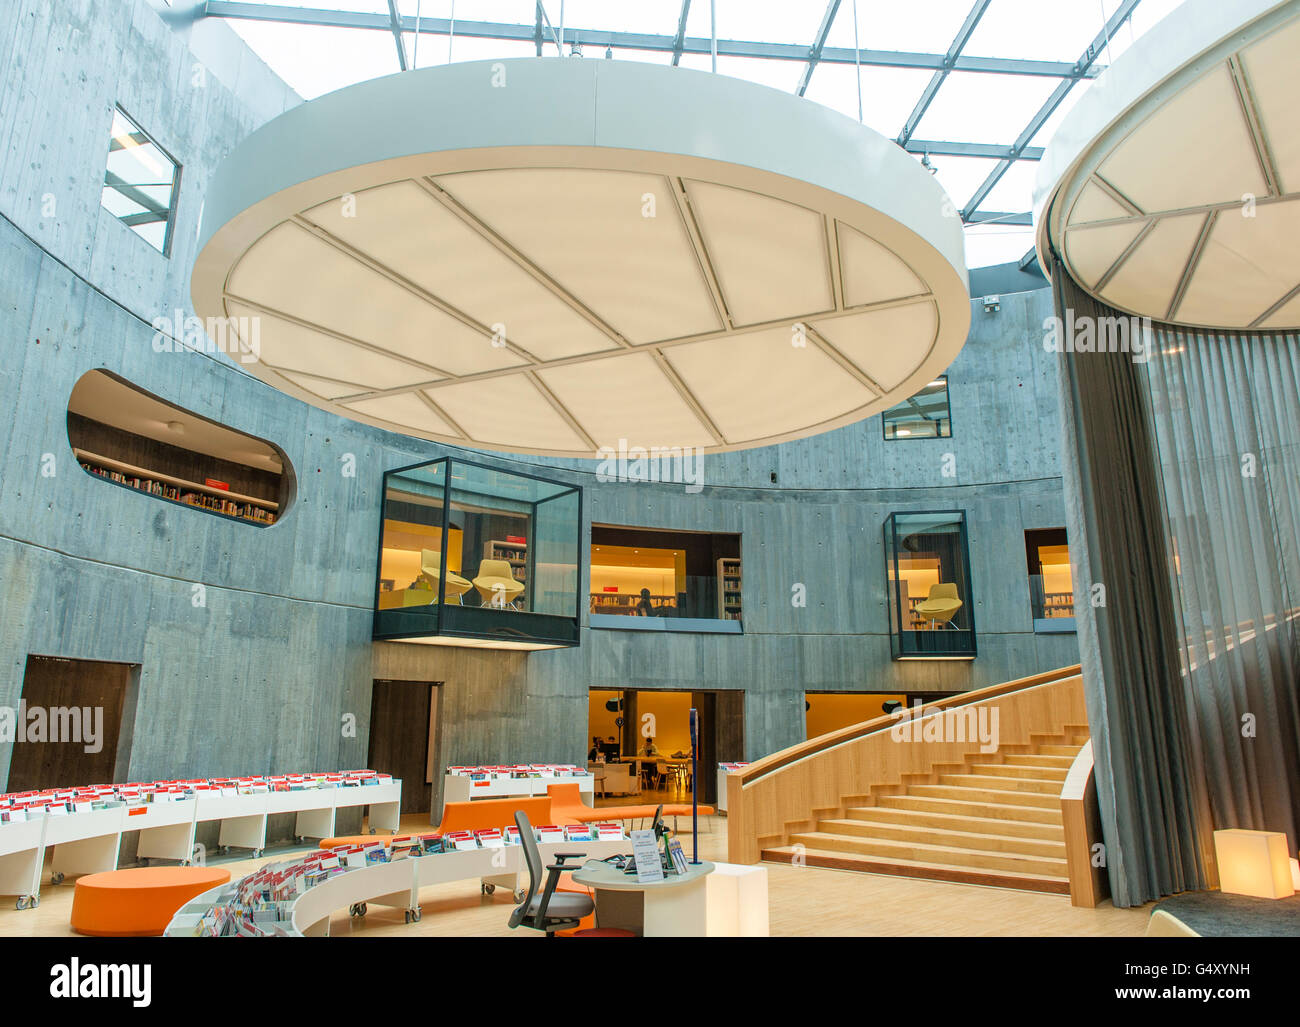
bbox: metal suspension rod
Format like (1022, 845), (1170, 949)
(710, 0), (717, 72)
(853, 0), (862, 122)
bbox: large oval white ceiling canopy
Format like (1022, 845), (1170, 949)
(194, 58), (970, 457)
(1035, 0), (1300, 332)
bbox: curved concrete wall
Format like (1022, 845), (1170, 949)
(0, 0), (1076, 796)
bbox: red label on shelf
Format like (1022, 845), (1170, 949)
(506, 535), (525, 544)
(603, 586), (618, 592)
(205, 478), (229, 491)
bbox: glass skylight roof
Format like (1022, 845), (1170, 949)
(208, 0), (1189, 269)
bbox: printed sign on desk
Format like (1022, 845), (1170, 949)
(630, 829), (664, 883)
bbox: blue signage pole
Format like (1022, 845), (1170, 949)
(689, 707), (700, 864)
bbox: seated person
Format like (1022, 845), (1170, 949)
(588, 736), (602, 762)
(635, 588), (654, 617)
(640, 736), (660, 786)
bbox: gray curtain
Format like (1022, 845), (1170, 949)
(1052, 257), (1212, 906)
(1144, 325), (1300, 854)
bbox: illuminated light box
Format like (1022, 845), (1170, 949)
(1213, 829), (1295, 899)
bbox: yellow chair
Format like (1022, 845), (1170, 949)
(915, 583), (963, 628)
(472, 558), (525, 610)
(421, 549), (472, 604)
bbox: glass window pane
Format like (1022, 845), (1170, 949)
(375, 459), (580, 646)
(885, 511), (976, 659)
(101, 107), (178, 256)
(590, 527), (740, 622)
(883, 376), (951, 440)
(1025, 527), (1076, 630)
(823, 0), (975, 54)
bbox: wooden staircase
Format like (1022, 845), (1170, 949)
(761, 726), (1089, 894)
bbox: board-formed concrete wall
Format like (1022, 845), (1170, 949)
(0, 0), (1076, 794)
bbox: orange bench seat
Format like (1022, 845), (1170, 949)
(547, 783), (714, 823)
(321, 796), (578, 849)
(71, 866), (231, 937)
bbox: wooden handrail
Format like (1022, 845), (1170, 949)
(726, 664), (1088, 866)
(1060, 739), (1109, 907)
(734, 664), (1083, 786)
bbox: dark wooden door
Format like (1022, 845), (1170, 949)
(6, 656), (131, 792)
(368, 680), (437, 815)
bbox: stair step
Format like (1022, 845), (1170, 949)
(1037, 744), (1083, 757)
(844, 805), (1065, 842)
(877, 792), (1062, 823)
(967, 763), (1069, 781)
(787, 831), (1070, 877)
(1003, 753), (1076, 768)
(817, 818), (1066, 858)
(906, 784), (1062, 810)
(938, 773), (1063, 795)
(761, 845), (1070, 895)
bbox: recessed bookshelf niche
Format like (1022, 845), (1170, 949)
(66, 369), (294, 527)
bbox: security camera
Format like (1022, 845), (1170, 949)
(982, 295), (1001, 313)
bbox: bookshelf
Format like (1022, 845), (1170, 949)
(74, 448), (278, 526)
(717, 557), (742, 621)
(483, 539), (527, 593)
(1042, 592), (1075, 618)
(589, 592), (676, 615)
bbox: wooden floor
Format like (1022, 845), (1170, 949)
(0, 812), (1150, 938)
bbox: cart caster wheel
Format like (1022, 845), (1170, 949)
(220, 846), (230, 856)
(482, 883), (495, 895)
(140, 857), (150, 868)
(180, 860), (191, 867)
(513, 889), (526, 904)
(252, 849), (263, 859)
(30, 895), (39, 908)
(404, 910), (410, 924)
(349, 902), (368, 917)
(369, 828), (376, 835)
(410, 908), (421, 923)
(15, 896), (29, 911)
(51, 871), (65, 886)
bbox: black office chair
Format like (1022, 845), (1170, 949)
(508, 811), (592, 936)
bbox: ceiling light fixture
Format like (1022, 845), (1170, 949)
(192, 60), (970, 458)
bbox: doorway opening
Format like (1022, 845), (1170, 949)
(5, 655), (136, 793)
(587, 687), (743, 805)
(368, 680), (442, 819)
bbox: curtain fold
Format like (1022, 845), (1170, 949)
(1052, 258), (1212, 906)
(1144, 326), (1300, 855)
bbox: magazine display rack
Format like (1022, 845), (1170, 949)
(442, 765), (595, 815)
(0, 772), (401, 909)
(166, 826), (629, 936)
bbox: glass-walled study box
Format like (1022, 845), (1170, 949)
(884, 511), (976, 660)
(373, 458), (582, 649)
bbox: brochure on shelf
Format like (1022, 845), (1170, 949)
(535, 825), (565, 844)
(474, 829), (505, 849)
(444, 831), (478, 852)
(668, 838), (689, 874)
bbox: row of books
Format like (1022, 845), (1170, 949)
(0, 770), (392, 823)
(79, 461), (276, 524)
(446, 764), (585, 779)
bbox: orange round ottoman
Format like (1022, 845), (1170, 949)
(71, 867), (231, 937)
